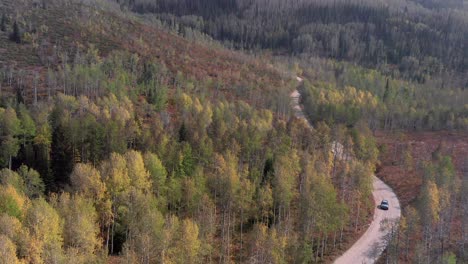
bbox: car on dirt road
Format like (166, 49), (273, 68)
(380, 200), (389, 210)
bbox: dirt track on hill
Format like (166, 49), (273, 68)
(291, 77), (401, 264)
(333, 176), (401, 264)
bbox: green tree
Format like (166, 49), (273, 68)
(0, 185), (26, 220)
(122, 191), (164, 264)
(17, 165), (44, 199)
(100, 153), (130, 254)
(418, 180), (440, 262)
(17, 104), (36, 147)
(442, 252), (457, 264)
(100, 153), (130, 198)
(247, 224), (286, 264)
(0, 14), (6, 32)
(176, 143), (195, 178)
(33, 107), (52, 186)
(148, 81), (168, 111)
(0, 169), (24, 193)
(300, 162), (346, 261)
(176, 219), (202, 264)
(435, 156), (455, 188)
(0, 107), (21, 169)
(54, 193), (102, 262)
(402, 146), (413, 174)
(210, 152), (241, 261)
(181, 172), (206, 216)
(401, 206), (420, 260)
(349, 161), (373, 232)
(256, 184), (273, 224)
(125, 150), (151, 193)
(9, 21), (20, 43)
(272, 150), (300, 224)
(212, 152), (240, 208)
(164, 217), (202, 264)
(25, 198), (64, 263)
(143, 152), (167, 197)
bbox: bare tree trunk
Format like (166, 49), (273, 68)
(321, 235), (325, 259)
(355, 196), (360, 233)
(405, 231), (410, 260)
(34, 72), (38, 105)
(220, 210), (226, 264)
(310, 236), (314, 261)
(396, 225), (401, 261)
(111, 215), (115, 254)
(333, 231), (337, 249)
(227, 209), (231, 262)
(106, 224), (110, 253)
(340, 223), (344, 246)
(315, 234), (320, 262)
(240, 206), (244, 263)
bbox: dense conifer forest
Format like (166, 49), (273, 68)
(0, 0), (466, 263)
(117, 0), (467, 86)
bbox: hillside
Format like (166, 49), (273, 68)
(375, 131), (467, 263)
(0, 0), (383, 263)
(117, 0), (468, 87)
(0, 0), (287, 107)
(0, 0), (466, 263)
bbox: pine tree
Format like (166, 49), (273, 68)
(0, 14), (6, 32)
(9, 21), (20, 43)
(17, 165), (45, 199)
(383, 78), (391, 103)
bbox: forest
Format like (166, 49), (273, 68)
(298, 59), (467, 131)
(0, 0), (467, 263)
(116, 0), (467, 87)
(0, 0), (378, 263)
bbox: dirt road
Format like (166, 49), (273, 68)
(290, 78), (401, 264)
(334, 176), (401, 264)
(290, 90), (312, 129)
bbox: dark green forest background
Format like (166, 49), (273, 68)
(117, 0), (467, 86)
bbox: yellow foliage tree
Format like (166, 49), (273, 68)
(70, 163), (106, 201)
(0, 235), (20, 264)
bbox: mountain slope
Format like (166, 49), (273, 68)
(116, 0), (468, 86)
(0, 0), (286, 106)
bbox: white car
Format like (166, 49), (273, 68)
(380, 200), (389, 210)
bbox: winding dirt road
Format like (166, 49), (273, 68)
(290, 78), (401, 264)
(334, 176), (401, 264)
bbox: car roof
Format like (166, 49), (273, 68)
(382, 200), (388, 203)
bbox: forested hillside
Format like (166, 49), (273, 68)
(297, 59), (467, 131)
(117, 0), (467, 86)
(371, 131), (467, 264)
(0, 0), (381, 263)
(0, 0), (466, 263)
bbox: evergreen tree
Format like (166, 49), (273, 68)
(17, 165), (45, 199)
(0, 14), (6, 32)
(9, 21), (20, 43)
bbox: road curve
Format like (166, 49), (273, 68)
(290, 78), (401, 264)
(334, 176), (401, 264)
